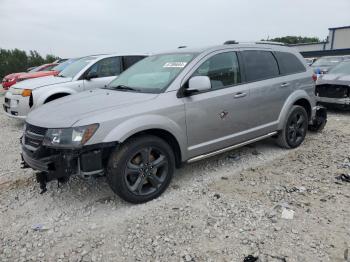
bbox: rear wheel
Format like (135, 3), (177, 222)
(276, 105), (308, 149)
(107, 135), (175, 203)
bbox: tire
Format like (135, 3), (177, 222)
(107, 135), (175, 204)
(276, 105), (308, 149)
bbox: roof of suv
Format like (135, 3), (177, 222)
(158, 43), (298, 55)
(77, 53), (149, 61)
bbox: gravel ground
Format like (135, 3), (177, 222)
(0, 97), (349, 262)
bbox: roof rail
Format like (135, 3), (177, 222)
(223, 40), (286, 46)
(255, 41), (286, 46)
(223, 40), (238, 45)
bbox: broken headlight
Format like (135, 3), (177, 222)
(43, 124), (99, 148)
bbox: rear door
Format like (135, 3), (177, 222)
(240, 49), (289, 131)
(83, 56), (122, 90)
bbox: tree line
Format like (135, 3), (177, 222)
(262, 36), (321, 45)
(0, 48), (59, 79)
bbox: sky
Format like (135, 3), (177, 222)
(0, 0), (349, 58)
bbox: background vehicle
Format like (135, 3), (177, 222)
(311, 55), (350, 76)
(15, 58), (79, 83)
(305, 57), (317, 66)
(3, 54), (146, 118)
(316, 60), (350, 110)
(21, 44), (320, 203)
(2, 63), (58, 89)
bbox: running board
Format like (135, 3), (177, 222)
(187, 131), (278, 163)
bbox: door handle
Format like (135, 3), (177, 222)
(280, 82), (290, 88)
(234, 92), (247, 98)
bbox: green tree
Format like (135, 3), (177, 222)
(0, 48), (60, 79)
(262, 36), (321, 45)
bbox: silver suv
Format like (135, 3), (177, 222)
(21, 43), (322, 203)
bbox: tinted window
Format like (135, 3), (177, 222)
(275, 52), (305, 75)
(87, 57), (121, 78)
(193, 52), (241, 90)
(123, 56), (146, 70)
(242, 50), (279, 82)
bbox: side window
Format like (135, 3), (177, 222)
(87, 57), (121, 78)
(192, 52), (241, 90)
(241, 50), (279, 82)
(275, 52), (306, 75)
(123, 56), (146, 70)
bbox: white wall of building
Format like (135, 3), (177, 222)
(294, 43), (325, 52)
(332, 27), (350, 49)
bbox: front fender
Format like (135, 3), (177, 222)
(32, 87), (77, 108)
(277, 90), (316, 130)
(102, 114), (188, 160)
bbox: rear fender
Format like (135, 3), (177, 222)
(277, 90), (315, 130)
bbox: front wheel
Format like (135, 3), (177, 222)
(107, 135), (175, 204)
(276, 105), (308, 149)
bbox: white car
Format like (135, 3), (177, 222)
(3, 54), (146, 119)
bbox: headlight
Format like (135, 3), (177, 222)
(11, 88), (23, 95)
(43, 124), (99, 148)
(10, 88), (31, 96)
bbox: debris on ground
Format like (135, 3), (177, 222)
(281, 207), (295, 220)
(243, 254), (259, 262)
(335, 174), (350, 183)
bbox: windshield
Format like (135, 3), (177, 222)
(107, 53), (197, 93)
(328, 61), (350, 74)
(29, 67), (39, 73)
(312, 57), (343, 67)
(52, 58), (79, 72)
(58, 56), (96, 78)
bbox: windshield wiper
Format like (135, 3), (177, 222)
(109, 85), (140, 92)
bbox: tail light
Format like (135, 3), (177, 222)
(312, 74), (317, 82)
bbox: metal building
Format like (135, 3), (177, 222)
(290, 26), (350, 57)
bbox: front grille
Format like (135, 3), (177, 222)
(316, 84), (349, 98)
(24, 123), (48, 149)
(26, 123), (48, 136)
(25, 136), (42, 148)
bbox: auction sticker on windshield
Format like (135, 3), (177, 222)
(163, 62), (187, 68)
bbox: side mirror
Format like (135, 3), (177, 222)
(185, 76), (211, 95)
(85, 71), (98, 80)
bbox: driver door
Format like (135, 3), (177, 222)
(83, 56), (122, 90)
(182, 51), (255, 158)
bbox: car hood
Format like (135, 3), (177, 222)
(11, 75), (72, 90)
(317, 73), (350, 85)
(26, 89), (159, 128)
(19, 71), (58, 80)
(4, 72), (25, 80)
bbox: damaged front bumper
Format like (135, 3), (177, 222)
(309, 105), (327, 132)
(21, 135), (116, 192)
(317, 96), (350, 106)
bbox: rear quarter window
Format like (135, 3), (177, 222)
(275, 52), (306, 75)
(241, 50), (279, 82)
